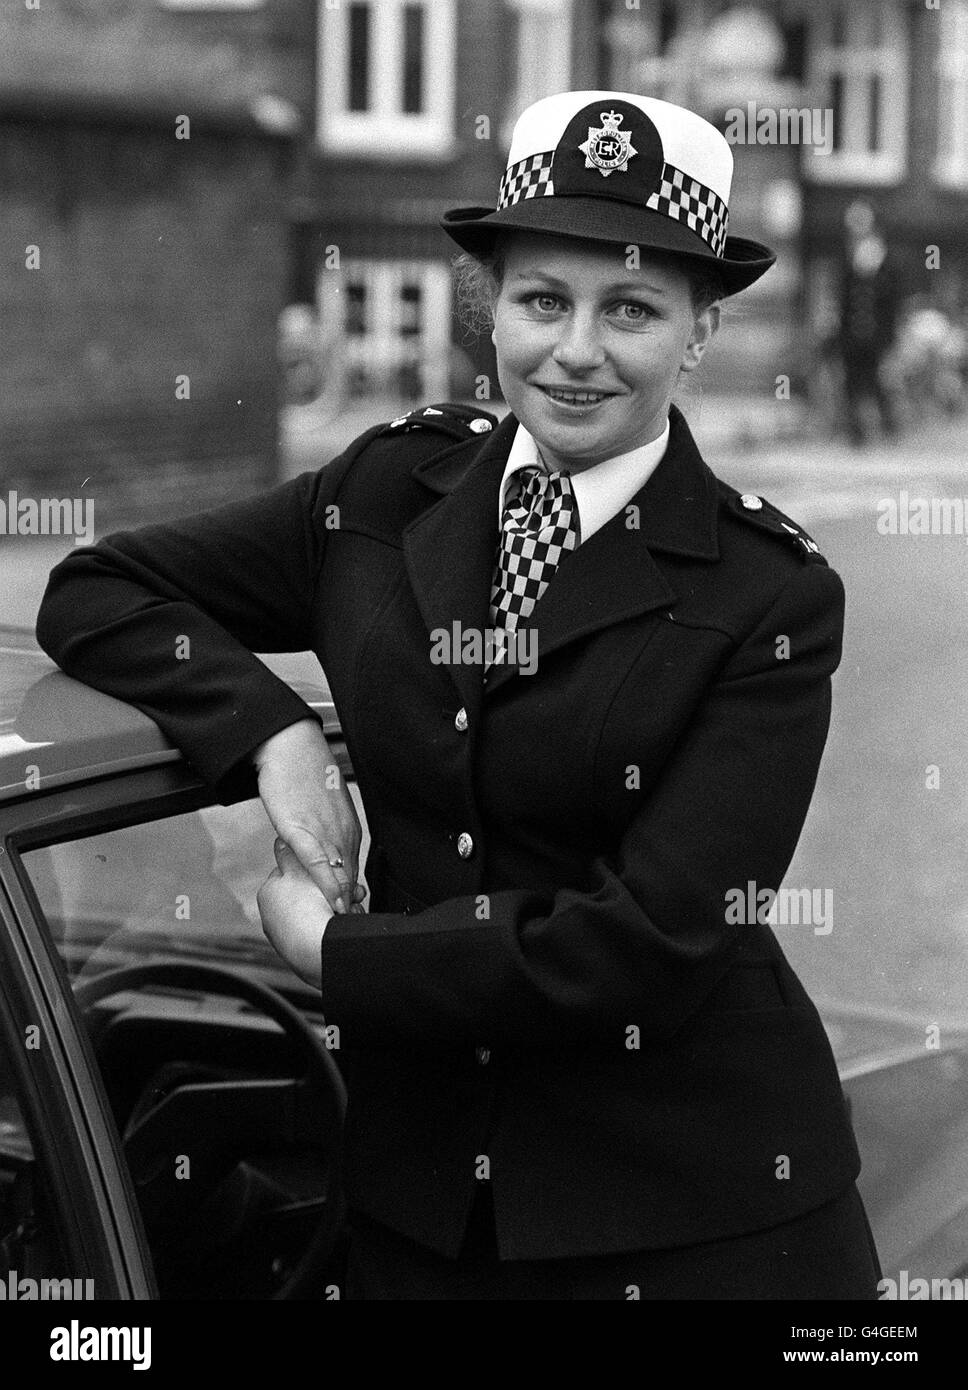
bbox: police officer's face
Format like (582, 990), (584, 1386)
(492, 233), (719, 473)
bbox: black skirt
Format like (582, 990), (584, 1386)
(344, 1183), (882, 1300)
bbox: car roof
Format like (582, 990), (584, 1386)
(0, 625), (340, 802)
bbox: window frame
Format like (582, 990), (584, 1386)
(157, 0), (263, 9)
(318, 257), (453, 402)
(934, 0), (968, 188)
(317, 0), (457, 160)
(506, 0), (574, 116)
(804, 0), (909, 185)
(0, 775), (197, 1298)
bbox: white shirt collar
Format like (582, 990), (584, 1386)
(497, 417), (671, 543)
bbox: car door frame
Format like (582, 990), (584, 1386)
(0, 762), (220, 1301)
(0, 725), (353, 1301)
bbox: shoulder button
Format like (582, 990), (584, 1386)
(726, 489), (826, 563)
(377, 402), (499, 443)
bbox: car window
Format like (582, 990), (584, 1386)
(21, 790), (369, 988)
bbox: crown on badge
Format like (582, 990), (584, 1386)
(579, 108), (638, 177)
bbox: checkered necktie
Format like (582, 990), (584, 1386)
(488, 465), (581, 638)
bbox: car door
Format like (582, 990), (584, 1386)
(2, 756), (362, 1300)
(0, 833), (154, 1298)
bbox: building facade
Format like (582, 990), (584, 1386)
(286, 0), (576, 415)
(0, 0), (306, 524)
(4, 0), (966, 523)
(299, 0), (968, 420)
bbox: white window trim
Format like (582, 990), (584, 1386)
(934, 0), (968, 187)
(158, 0), (262, 8)
(317, 0), (456, 160)
(318, 260), (452, 401)
(805, 2), (909, 185)
(507, 0), (573, 110)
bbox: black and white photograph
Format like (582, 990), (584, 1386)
(0, 0), (965, 1346)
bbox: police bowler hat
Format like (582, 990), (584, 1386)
(441, 91), (776, 296)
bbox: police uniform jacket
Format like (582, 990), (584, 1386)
(36, 401), (861, 1262)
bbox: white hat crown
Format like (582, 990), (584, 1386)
(440, 88), (776, 294)
(497, 90), (734, 258)
(507, 91), (733, 202)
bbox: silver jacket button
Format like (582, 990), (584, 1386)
(457, 832), (474, 858)
(469, 418), (492, 433)
(740, 493), (763, 510)
(454, 707), (468, 733)
(475, 1047), (491, 1065)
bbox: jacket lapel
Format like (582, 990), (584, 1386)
(403, 415), (514, 713)
(404, 405), (721, 703)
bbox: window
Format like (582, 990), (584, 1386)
(935, 0), (968, 187)
(24, 803), (287, 978)
(505, 0), (573, 127)
(317, 0), (456, 158)
(805, 1), (908, 184)
(158, 0), (263, 8)
(318, 259), (452, 402)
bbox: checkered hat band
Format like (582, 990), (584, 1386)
(645, 163), (729, 257)
(497, 153), (728, 257)
(498, 151), (556, 209)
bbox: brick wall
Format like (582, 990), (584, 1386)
(0, 113), (291, 528)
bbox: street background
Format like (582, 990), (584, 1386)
(2, 2), (968, 1029)
(4, 0), (968, 1303)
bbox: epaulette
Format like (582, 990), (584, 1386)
(723, 489), (825, 562)
(376, 402), (499, 443)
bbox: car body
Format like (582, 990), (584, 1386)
(0, 623), (965, 1299)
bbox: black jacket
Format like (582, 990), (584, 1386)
(37, 402), (860, 1261)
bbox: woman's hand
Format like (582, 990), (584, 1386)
(258, 838), (335, 985)
(253, 718), (365, 916)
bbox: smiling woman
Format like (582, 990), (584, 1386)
(489, 234), (720, 472)
(36, 88), (880, 1302)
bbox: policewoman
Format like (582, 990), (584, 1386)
(37, 91), (881, 1299)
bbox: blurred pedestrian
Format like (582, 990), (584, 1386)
(837, 201), (900, 447)
(894, 300), (967, 419)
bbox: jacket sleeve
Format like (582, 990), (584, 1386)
(319, 561), (845, 1048)
(35, 430), (380, 800)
